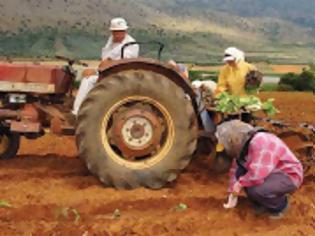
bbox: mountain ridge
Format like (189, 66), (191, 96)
(1, 0), (314, 63)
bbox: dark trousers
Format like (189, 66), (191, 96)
(244, 172), (297, 213)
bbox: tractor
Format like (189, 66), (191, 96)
(0, 43), (314, 189)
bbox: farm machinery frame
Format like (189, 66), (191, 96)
(0, 46), (314, 189)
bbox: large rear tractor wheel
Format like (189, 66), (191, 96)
(0, 130), (20, 160)
(76, 70), (198, 189)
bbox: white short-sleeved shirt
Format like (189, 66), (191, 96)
(101, 34), (139, 60)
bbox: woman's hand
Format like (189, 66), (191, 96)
(223, 193), (238, 209)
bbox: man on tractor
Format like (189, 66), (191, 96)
(71, 17), (139, 116)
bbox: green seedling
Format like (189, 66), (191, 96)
(0, 200), (12, 208)
(112, 209), (121, 219)
(101, 209), (121, 220)
(72, 208), (81, 224)
(58, 207), (81, 224)
(171, 203), (188, 212)
(60, 207), (70, 219)
(215, 92), (278, 116)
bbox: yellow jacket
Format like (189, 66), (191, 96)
(217, 61), (256, 96)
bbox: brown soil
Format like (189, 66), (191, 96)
(259, 92), (315, 125)
(269, 65), (307, 74)
(0, 92), (314, 235)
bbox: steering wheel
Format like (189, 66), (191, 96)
(55, 55), (89, 67)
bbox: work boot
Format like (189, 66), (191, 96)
(268, 197), (290, 220)
(253, 204), (268, 216)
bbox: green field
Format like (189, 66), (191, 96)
(1, 27), (315, 64)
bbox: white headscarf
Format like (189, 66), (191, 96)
(223, 47), (245, 63)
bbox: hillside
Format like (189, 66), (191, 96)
(0, 0), (314, 63)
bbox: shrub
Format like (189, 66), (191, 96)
(279, 70), (315, 92)
(279, 72), (298, 87)
(296, 70), (315, 91)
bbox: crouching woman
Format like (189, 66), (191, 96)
(216, 120), (303, 219)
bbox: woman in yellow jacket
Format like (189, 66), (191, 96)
(217, 47), (257, 96)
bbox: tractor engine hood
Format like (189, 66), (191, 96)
(0, 63), (72, 94)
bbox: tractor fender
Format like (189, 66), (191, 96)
(98, 58), (196, 99)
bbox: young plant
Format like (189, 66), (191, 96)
(0, 200), (12, 208)
(215, 92), (278, 116)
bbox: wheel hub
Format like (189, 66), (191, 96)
(121, 117), (153, 148)
(109, 107), (164, 159)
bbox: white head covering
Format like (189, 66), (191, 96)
(109, 17), (128, 31)
(223, 47), (245, 63)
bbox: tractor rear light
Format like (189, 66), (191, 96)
(8, 94), (27, 104)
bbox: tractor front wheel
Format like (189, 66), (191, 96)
(0, 130), (20, 160)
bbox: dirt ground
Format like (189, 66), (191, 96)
(0, 92), (314, 236)
(269, 65), (307, 74)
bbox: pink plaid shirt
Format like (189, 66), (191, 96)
(228, 132), (303, 192)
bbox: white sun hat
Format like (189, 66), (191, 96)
(109, 17), (129, 31)
(223, 47), (245, 63)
